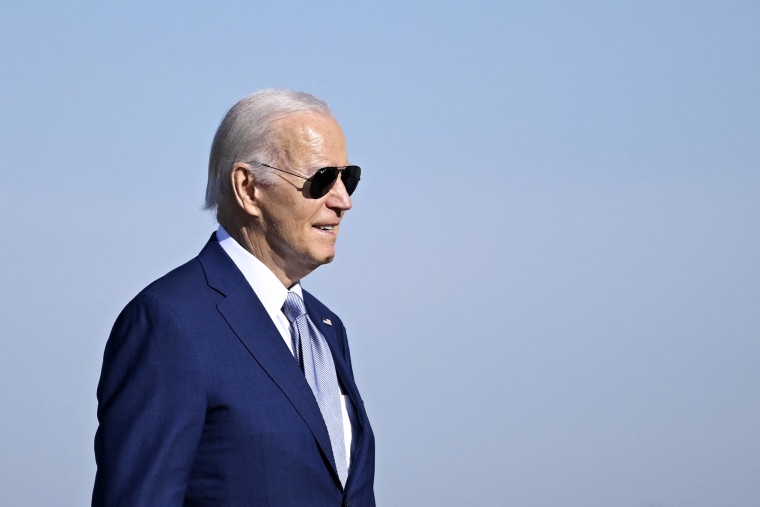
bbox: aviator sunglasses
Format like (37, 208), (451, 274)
(247, 161), (361, 199)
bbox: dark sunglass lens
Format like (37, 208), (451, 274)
(309, 167), (338, 198)
(341, 166), (361, 195)
(308, 166), (361, 198)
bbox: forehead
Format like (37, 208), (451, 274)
(272, 112), (347, 168)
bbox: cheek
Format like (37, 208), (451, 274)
(276, 212), (309, 243)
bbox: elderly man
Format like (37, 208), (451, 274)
(93, 89), (375, 506)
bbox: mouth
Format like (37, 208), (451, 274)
(313, 224), (338, 233)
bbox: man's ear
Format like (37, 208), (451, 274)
(230, 164), (262, 217)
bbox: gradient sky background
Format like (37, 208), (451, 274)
(2, 1), (759, 506)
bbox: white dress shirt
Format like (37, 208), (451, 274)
(217, 226), (353, 469)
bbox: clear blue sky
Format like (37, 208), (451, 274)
(1, 1), (758, 505)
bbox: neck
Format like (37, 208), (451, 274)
(219, 217), (305, 288)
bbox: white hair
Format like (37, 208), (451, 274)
(204, 88), (333, 212)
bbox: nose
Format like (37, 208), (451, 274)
(325, 174), (353, 211)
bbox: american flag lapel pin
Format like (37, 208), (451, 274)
(322, 318), (332, 326)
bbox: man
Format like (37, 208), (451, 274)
(93, 89), (375, 506)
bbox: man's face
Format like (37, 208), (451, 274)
(253, 112), (353, 281)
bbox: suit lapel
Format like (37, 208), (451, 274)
(197, 236), (339, 479)
(308, 304), (374, 488)
(306, 295), (367, 441)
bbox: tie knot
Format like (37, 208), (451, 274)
(283, 291), (307, 322)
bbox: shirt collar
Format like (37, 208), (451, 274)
(216, 225), (303, 320)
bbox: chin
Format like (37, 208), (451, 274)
(314, 252), (335, 266)
(316, 247), (336, 265)
(303, 252), (335, 273)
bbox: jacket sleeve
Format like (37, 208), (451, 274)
(93, 292), (206, 506)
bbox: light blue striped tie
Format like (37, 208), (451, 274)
(283, 291), (348, 485)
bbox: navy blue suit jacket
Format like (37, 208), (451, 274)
(93, 234), (375, 506)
